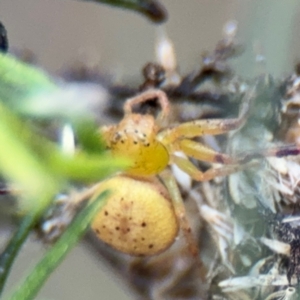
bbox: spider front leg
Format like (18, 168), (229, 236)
(235, 143), (300, 163)
(170, 142), (300, 182)
(156, 88), (256, 181)
(124, 89), (170, 122)
(159, 87), (255, 143)
(165, 137), (251, 183)
(166, 133), (250, 181)
(171, 154), (251, 181)
(174, 139), (236, 164)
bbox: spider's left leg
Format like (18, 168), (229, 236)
(158, 87), (255, 144)
(235, 143), (300, 163)
(171, 154), (254, 182)
(169, 140), (300, 182)
(173, 139), (237, 165)
(170, 137), (296, 166)
(160, 170), (207, 280)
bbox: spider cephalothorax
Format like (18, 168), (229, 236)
(101, 112), (169, 176)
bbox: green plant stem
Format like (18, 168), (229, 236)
(7, 191), (109, 300)
(0, 213), (38, 297)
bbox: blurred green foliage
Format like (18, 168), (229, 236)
(8, 191), (109, 300)
(0, 53), (128, 213)
(0, 1), (165, 298)
(0, 53), (128, 299)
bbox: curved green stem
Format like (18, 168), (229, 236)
(6, 191), (108, 300)
(0, 213), (38, 297)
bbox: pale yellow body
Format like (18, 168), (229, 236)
(91, 175), (178, 255)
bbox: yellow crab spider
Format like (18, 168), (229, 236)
(90, 88), (253, 257)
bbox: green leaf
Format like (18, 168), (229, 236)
(73, 119), (106, 154)
(0, 100), (128, 211)
(0, 54), (107, 121)
(0, 214), (38, 297)
(0, 103), (58, 213)
(6, 191), (109, 300)
(0, 53), (56, 106)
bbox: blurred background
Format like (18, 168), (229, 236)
(1, 0), (300, 299)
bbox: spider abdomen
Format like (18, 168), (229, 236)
(91, 175), (179, 256)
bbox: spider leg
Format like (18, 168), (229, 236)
(124, 89), (170, 121)
(160, 170), (207, 282)
(171, 140), (300, 181)
(171, 154), (254, 181)
(175, 139), (236, 164)
(159, 87), (254, 143)
(173, 137), (300, 169)
(236, 144), (300, 163)
(161, 170), (198, 257)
